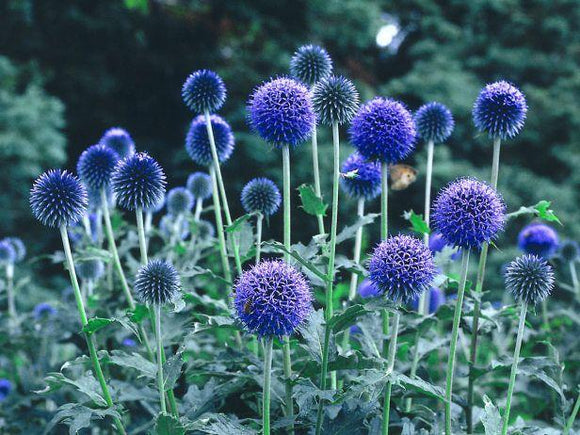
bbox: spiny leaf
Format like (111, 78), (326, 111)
(82, 317), (113, 335)
(127, 304), (150, 323)
(154, 413), (185, 435)
(298, 184), (328, 216)
(403, 210), (431, 236)
(534, 200), (562, 225)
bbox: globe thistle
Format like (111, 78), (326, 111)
(77, 144), (120, 191)
(144, 194), (165, 214)
(411, 287), (445, 314)
(517, 223), (559, 259)
(33, 302), (57, 320)
(30, 170), (88, 228)
(312, 75), (359, 126)
(505, 255), (554, 304)
(241, 178), (281, 216)
(0, 379), (12, 401)
(0, 240), (16, 266)
(248, 77), (315, 148)
(290, 44), (333, 86)
(76, 259), (105, 281)
(560, 240), (579, 263)
(186, 172), (212, 200)
(134, 259), (181, 305)
(111, 152), (166, 211)
(99, 127), (136, 158)
(414, 102), (454, 143)
(195, 219), (215, 240)
(357, 278), (380, 299)
(340, 152), (382, 200)
(166, 187), (194, 216)
(369, 235), (436, 303)
(233, 260), (313, 337)
(185, 114), (235, 167)
(181, 69), (227, 114)
(429, 231), (461, 260)
(432, 178), (506, 250)
(4, 238), (25, 263)
(349, 97), (416, 163)
(473, 81), (527, 140)
(160, 214), (190, 241)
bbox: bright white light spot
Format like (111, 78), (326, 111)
(376, 23), (400, 48)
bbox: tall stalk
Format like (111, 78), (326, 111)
(564, 389), (580, 435)
(382, 309), (401, 435)
(209, 167), (231, 283)
(311, 125), (325, 235)
(255, 213), (264, 264)
(570, 261), (579, 297)
(194, 198), (203, 222)
(6, 264), (15, 318)
(154, 304), (167, 415)
(348, 198), (365, 300)
(262, 337), (274, 435)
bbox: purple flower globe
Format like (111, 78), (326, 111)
(196, 220), (215, 240)
(369, 235), (436, 303)
(411, 287), (445, 314)
(166, 187), (194, 216)
(473, 81), (527, 140)
(77, 144), (120, 191)
(5, 238), (26, 263)
(99, 127), (136, 158)
(33, 303), (57, 320)
(181, 69), (226, 114)
(160, 214), (190, 241)
(234, 260), (313, 337)
(429, 232), (461, 260)
(76, 259), (105, 281)
(432, 178), (505, 250)
(414, 102), (454, 143)
(241, 177), (281, 216)
(186, 172), (212, 200)
(340, 152), (382, 200)
(505, 255), (554, 304)
(312, 75), (359, 125)
(134, 259), (181, 305)
(144, 194), (165, 214)
(349, 97), (416, 163)
(560, 240), (579, 263)
(185, 114), (235, 167)
(357, 278), (380, 299)
(517, 223), (559, 259)
(0, 379), (12, 401)
(0, 240), (16, 265)
(248, 77), (315, 148)
(290, 44), (333, 86)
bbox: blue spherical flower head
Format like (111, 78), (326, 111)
(350, 97), (416, 163)
(414, 102), (454, 143)
(234, 260), (313, 337)
(290, 44), (333, 86)
(195, 220), (215, 240)
(30, 170), (88, 228)
(182, 69), (226, 114)
(411, 287), (445, 314)
(432, 178), (505, 250)
(5, 238), (26, 263)
(76, 259), (105, 281)
(185, 114), (235, 167)
(241, 178), (281, 216)
(77, 144), (120, 191)
(517, 223), (559, 258)
(34, 302), (57, 320)
(111, 152), (166, 211)
(560, 240), (579, 263)
(429, 231), (461, 260)
(357, 278), (380, 299)
(0, 240), (16, 266)
(99, 127), (136, 158)
(248, 77), (315, 148)
(166, 187), (194, 216)
(134, 259), (181, 305)
(505, 254), (554, 304)
(369, 235), (436, 303)
(312, 75), (359, 125)
(0, 379), (12, 401)
(186, 172), (212, 200)
(473, 81), (527, 140)
(340, 152), (382, 200)
(144, 194), (165, 214)
(160, 214), (190, 241)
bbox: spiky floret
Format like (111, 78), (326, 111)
(340, 152), (381, 200)
(166, 187), (194, 216)
(560, 240), (579, 263)
(195, 220), (215, 240)
(432, 178), (505, 250)
(505, 254), (554, 304)
(4, 238), (25, 263)
(248, 77), (315, 148)
(234, 260), (313, 337)
(76, 259), (105, 281)
(473, 81), (527, 140)
(517, 223), (559, 259)
(160, 214), (189, 241)
(349, 97), (416, 163)
(428, 231), (461, 260)
(186, 172), (212, 200)
(144, 194), (165, 213)
(0, 379), (12, 401)
(411, 287), (445, 314)
(185, 114), (235, 167)
(357, 278), (380, 299)
(99, 127), (136, 158)
(181, 69), (227, 114)
(414, 102), (454, 143)
(77, 144), (120, 191)
(241, 177), (281, 216)
(134, 259), (181, 305)
(33, 302), (57, 319)
(290, 44), (333, 86)
(0, 240), (16, 265)
(369, 234), (436, 303)
(312, 75), (359, 125)
(30, 170), (88, 228)
(111, 152), (166, 211)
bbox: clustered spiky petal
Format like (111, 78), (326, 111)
(369, 234), (436, 303)
(411, 287), (445, 314)
(4, 238), (25, 263)
(234, 260), (313, 337)
(76, 259), (105, 281)
(290, 44), (333, 86)
(99, 127), (136, 158)
(241, 177), (281, 216)
(248, 77), (315, 148)
(166, 187), (194, 216)
(181, 69), (227, 114)
(432, 178), (505, 250)
(185, 114), (235, 167)
(517, 223), (559, 259)
(414, 102), (454, 143)
(505, 254), (554, 304)
(312, 75), (359, 125)
(186, 172), (212, 200)
(34, 302), (57, 320)
(144, 195), (165, 214)
(473, 81), (527, 140)
(340, 152), (381, 200)
(111, 152), (166, 211)
(357, 278), (380, 299)
(77, 144), (120, 190)
(349, 97), (416, 163)
(560, 240), (579, 263)
(160, 214), (190, 241)
(134, 259), (181, 305)
(30, 170), (88, 228)
(0, 240), (16, 265)
(428, 231), (461, 260)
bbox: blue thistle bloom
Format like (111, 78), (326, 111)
(122, 338), (137, 347)
(473, 81), (527, 140)
(134, 259), (181, 306)
(340, 152), (382, 200)
(248, 77), (315, 148)
(312, 75), (359, 125)
(517, 223), (559, 259)
(4, 238), (25, 263)
(560, 240), (579, 263)
(410, 287), (445, 314)
(432, 178), (505, 250)
(186, 172), (212, 200)
(414, 102), (454, 143)
(166, 187), (194, 216)
(241, 178), (281, 216)
(429, 232), (461, 261)
(185, 114), (235, 167)
(33, 302), (57, 320)
(290, 44), (333, 86)
(195, 220), (215, 240)
(99, 127), (136, 158)
(30, 170), (88, 228)
(357, 278), (380, 299)
(144, 195), (165, 214)
(349, 97), (416, 163)
(76, 259), (105, 281)
(234, 260), (313, 337)
(369, 235), (436, 303)
(77, 144), (120, 191)
(0, 240), (16, 265)
(111, 152), (166, 211)
(182, 69), (227, 114)
(160, 214), (190, 241)
(0, 379), (12, 401)
(505, 254), (554, 304)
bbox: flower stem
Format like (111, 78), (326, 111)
(282, 336), (295, 435)
(382, 309), (401, 435)
(262, 336), (273, 435)
(154, 304), (167, 415)
(311, 124), (325, 236)
(6, 264), (15, 318)
(564, 389), (580, 435)
(255, 213), (263, 264)
(209, 167), (231, 283)
(348, 198), (365, 300)
(194, 198), (203, 222)
(570, 261), (579, 298)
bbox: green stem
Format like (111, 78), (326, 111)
(6, 264), (15, 318)
(564, 389), (580, 435)
(418, 139), (435, 315)
(283, 336), (295, 435)
(570, 261), (579, 297)
(255, 213), (263, 264)
(262, 337), (273, 435)
(381, 162), (388, 240)
(315, 326), (331, 435)
(541, 299), (550, 331)
(154, 304), (167, 414)
(282, 145), (291, 260)
(382, 309), (401, 435)
(311, 124), (325, 236)
(194, 198), (203, 222)
(348, 199), (365, 300)
(209, 167), (231, 283)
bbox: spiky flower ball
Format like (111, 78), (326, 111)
(0, 240), (16, 265)
(76, 259), (105, 281)
(517, 223), (559, 258)
(34, 302), (57, 320)
(369, 235), (436, 303)
(4, 238), (25, 263)
(99, 127), (136, 158)
(30, 170), (88, 228)
(181, 69), (226, 114)
(166, 187), (194, 216)
(111, 152), (166, 211)
(234, 260), (312, 337)
(134, 259), (181, 305)
(144, 195), (165, 214)
(312, 75), (359, 125)
(414, 102), (454, 143)
(160, 215), (190, 241)
(185, 114), (235, 167)
(429, 232), (461, 260)
(241, 178), (281, 216)
(505, 255), (554, 304)
(411, 287), (445, 314)
(560, 240), (579, 263)
(357, 278), (380, 299)
(290, 44), (333, 86)
(0, 379), (12, 401)
(196, 220), (215, 240)
(473, 81), (527, 140)
(432, 178), (505, 250)
(186, 172), (212, 200)
(77, 144), (120, 191)
(340, 152), (381, 200)
(350, 97), (416, 163)
(248, 77), (315, 148)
